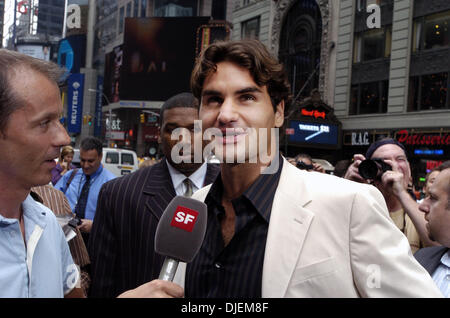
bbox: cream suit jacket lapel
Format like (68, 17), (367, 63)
(178, 159), (315, 296)
(178, 159), (314, 298)
(261, 158), (314, 298)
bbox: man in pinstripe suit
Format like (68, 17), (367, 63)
(415, 163), (450, 297)
(88, 93), (220, 297)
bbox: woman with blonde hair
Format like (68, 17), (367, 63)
(51, 145), (75, 185)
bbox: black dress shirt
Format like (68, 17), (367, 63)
(185, 156), (283, 298)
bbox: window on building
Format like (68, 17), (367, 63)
(241, 16), (260, 40)
(154, 0), (198, 17)
(126, 2), (132, 17)
(141, 0), (147, 17)
(350, 80), (388, 115)
(356, 0), (392, 11)
(408, 72), (449, 111)
(119, 6), (125, 34)
(412, 10), (450, 52)
(212, 0), (227, 20)
(353, 27), (391, 63)
(134, 0), (139, 17)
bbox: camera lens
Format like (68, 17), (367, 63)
(358, 160), (379, 180)
(296, 161), (314, 170)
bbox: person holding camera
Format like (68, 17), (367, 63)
(344, 138), (440, 253)
(51, 145), (75, 186)
(294, 153), (326, 173)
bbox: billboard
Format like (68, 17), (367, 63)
(94, 76), (104, 137)
(57, 34), (86, 75)
(16, 44), (51, 61)
(120, 17), (210, 101)
(67, 73), (85, 134)
(288, 120), (341, 149)
(103, 45), (123, 104)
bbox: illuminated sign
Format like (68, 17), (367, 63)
(426, 160), (443, 172)
(94, 76), (103, 137)
(301, 109), (326, 119)
(288, 120), (340, 148)
(414, 149), (444, 155)
(396, 129), (450, 146)
(67, 73), (84, 134)
(105, 131), (125, 141)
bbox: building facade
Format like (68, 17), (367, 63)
(0, 0), (4, 48)
(36, 0), (65, 37)
(231, 0), (449, 185)
(335, 0), (450, 185)
(94, 0), (234, 156)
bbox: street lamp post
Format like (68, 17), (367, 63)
(88, 88), (112, 147)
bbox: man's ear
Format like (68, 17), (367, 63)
(274, 100), (285, 128)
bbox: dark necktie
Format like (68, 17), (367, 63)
(183, 178), (193, 197)
(74, 175), (91, 219)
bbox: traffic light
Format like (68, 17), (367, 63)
(83, 115), (87, 125)
(140, 113), (145, 123)
(88, 115), (93, 126)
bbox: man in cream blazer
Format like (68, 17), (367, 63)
(169, 39), (443, 298)
(177, 159), (440, 297)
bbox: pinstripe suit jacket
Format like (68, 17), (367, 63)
(415, 246), (449, 275)
(88, 160), (220, 297)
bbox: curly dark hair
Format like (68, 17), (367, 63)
(190, 39), (291, 112)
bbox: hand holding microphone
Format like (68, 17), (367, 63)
(119, 196), (207, 298)
(155, 195), (208, 281)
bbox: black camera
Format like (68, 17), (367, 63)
(296, 161), (314, 171)
(358, 158), (392, 180)
(68, 217), (82, 229)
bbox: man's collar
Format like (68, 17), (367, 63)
(440, 251), (450, 268)
(166, 159), (207, 190)
(21, 194), (47, 228)
(85, 165), (103, 179)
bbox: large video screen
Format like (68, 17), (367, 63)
(120, 17), (210, 101)
(288, 120), (341, 149)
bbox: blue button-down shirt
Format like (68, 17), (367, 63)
(432, 251), (450, 298)
(0, 195), (78, 297)
(55, 166), (116, 220)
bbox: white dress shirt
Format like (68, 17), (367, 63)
(431, 251), (450, 298)
(166, 160), (207, 196)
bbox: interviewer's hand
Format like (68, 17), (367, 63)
(344, 154), (369, 184)
(78, 219), (93, 233)
(118, 280), (184, 298)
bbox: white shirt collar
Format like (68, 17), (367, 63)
(440, 251), (450, 268)
(166, 159), (207, 196)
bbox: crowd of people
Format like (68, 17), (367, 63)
(0, 39), (448, 299)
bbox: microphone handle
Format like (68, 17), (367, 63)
(159, 257), (179, 281)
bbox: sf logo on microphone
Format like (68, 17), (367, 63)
(171, 206), (199, 232)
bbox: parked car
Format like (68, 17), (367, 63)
(73, 148), (139, 177)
